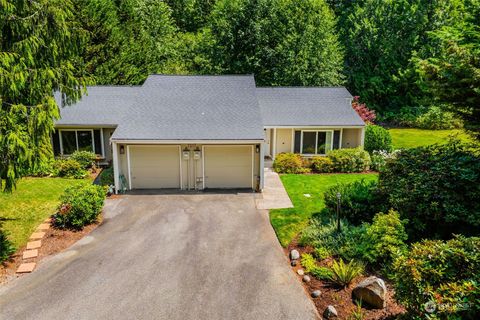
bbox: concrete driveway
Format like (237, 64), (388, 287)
(0, 193), (318, 320)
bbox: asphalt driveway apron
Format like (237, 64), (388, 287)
(0, 193), (318, 320)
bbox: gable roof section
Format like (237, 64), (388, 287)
(112, 75), (264, 141)
(257, 87), (365, 127)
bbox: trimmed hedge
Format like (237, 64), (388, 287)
(327, 148), (371, 173)
(273, 153), (309, 173)
(310, 156), (333, 173)
(364, 124), (393, 153)
(53, 184), (106, 230)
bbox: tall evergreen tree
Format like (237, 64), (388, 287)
(0, 0), (87, 192)
(207, 0), (345, 86)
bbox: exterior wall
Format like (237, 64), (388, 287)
(102, 128), (116, 162)
(341, 128), (363, 148)
(275, 128), (293, 154)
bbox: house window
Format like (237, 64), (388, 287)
(294, 130), (336, 155)
(59, 130), (95, 155)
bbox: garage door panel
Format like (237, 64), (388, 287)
(204, 146), (252, 189)
(129, 146), (180, 189)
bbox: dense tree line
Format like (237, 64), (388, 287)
(1, 0), (479, 190)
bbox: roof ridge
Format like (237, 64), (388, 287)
(256, 86), (348, 89)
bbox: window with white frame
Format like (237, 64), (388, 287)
(296, 130), (334, 155)
(59, 129), (95, 155)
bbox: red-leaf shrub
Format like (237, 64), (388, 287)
(352, 96), (376, 124)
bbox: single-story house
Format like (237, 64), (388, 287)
(53, 75), (365, 192)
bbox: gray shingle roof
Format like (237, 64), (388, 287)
(55, 86), (140, 127)
(257, 87), (365, 127)
(112, 75), (264, 140)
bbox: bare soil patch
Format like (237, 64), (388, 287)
(286, 239), (405, 319)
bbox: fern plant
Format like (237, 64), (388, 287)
(328, 258), (364, 287)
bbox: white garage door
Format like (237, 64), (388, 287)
(129, 145), (180, 189)
(204, 145), (253, 189)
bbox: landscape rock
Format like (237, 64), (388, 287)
(352, 276), (387, 309)
(290, 249), (300, 260)
(296, 269), (304, 276)
(311, 290), (321, 298)
(323, 305), (338, 318)
(291, 260), (297, 267)
(302, 275), (311, 283)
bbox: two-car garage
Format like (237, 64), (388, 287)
(125, 144), (259, 191)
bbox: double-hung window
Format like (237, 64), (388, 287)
(294, 130), (339, 155)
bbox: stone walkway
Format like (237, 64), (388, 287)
(256, 167), (294, 210)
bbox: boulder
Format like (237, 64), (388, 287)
(290, 249), (300, 260)
(352, 276), (387, 309)
(323, 305), (337, 318)
(296, 269), (304, 276)
(291, 260), (297, 267)
(302, 275), (311, 283)
(311, 290), (321, 298)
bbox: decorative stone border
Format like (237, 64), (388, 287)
(16, 218), (52, 274)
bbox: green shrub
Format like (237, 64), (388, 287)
(364, 124), (393, 153)
(71, 150), (96, 169)
(327, 148), (371, 173)
(299, 218), (365, 261)
(359, 210), (408, 265)
(370, 150), (399, 172)
(393, 236), (480, 319)
(415, 106), (463, 130)
(314, 246), (331, 260)
(310, 156), (333, 173)
(328, 258), (364, 287)
(301, 253), (334, 280)
(0, 227), (15, 263)
(324, 179), (384, 225)
(54, 159), (87, 179)
(273, 153), (309, 173)
(379, 141), (480, 240)
(53, 184), (106, 230)
(98, 167), (114, 186)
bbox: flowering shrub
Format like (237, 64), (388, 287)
(370, 150), (399, 171)
(352, 96), (376, 124)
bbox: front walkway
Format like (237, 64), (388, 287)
(256, 166), (294, 210)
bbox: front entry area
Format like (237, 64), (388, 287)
(123, 144), (259, 191)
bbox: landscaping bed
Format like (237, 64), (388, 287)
(286, 239), (404, 319)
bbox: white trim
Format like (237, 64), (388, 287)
(126, 146), (132, 190)
(290, 129), (295, 153)
(264, 125), (364, 129)
(201, 145), (205, 190)
(100, 129), (105, 157)
(111, 139), (263, 144)
(272, 128), (277, 160)
(112, 142), (120, 193)
(259, 143), (265, 190)
(339, 128), (343, 149)
(251, 145), (254, 190)
(178, 146), (183, 190)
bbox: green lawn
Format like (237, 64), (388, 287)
(0, 177), (86, 249)
(270, 173), (378, 247)
(389, 128), (471, 149)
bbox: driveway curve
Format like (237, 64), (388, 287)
(0, 193), (318, 320)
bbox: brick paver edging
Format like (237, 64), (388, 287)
(16, 218), (52, 274)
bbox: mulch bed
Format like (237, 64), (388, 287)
(0, 217), (101, 285)
(286, 239), (405, 319)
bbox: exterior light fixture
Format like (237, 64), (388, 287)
(120, 145), (125, 154)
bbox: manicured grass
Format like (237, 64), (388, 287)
(0, 177), (86, 249)
(270, 173), (378, 247)
(389, 128), (471, 149)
